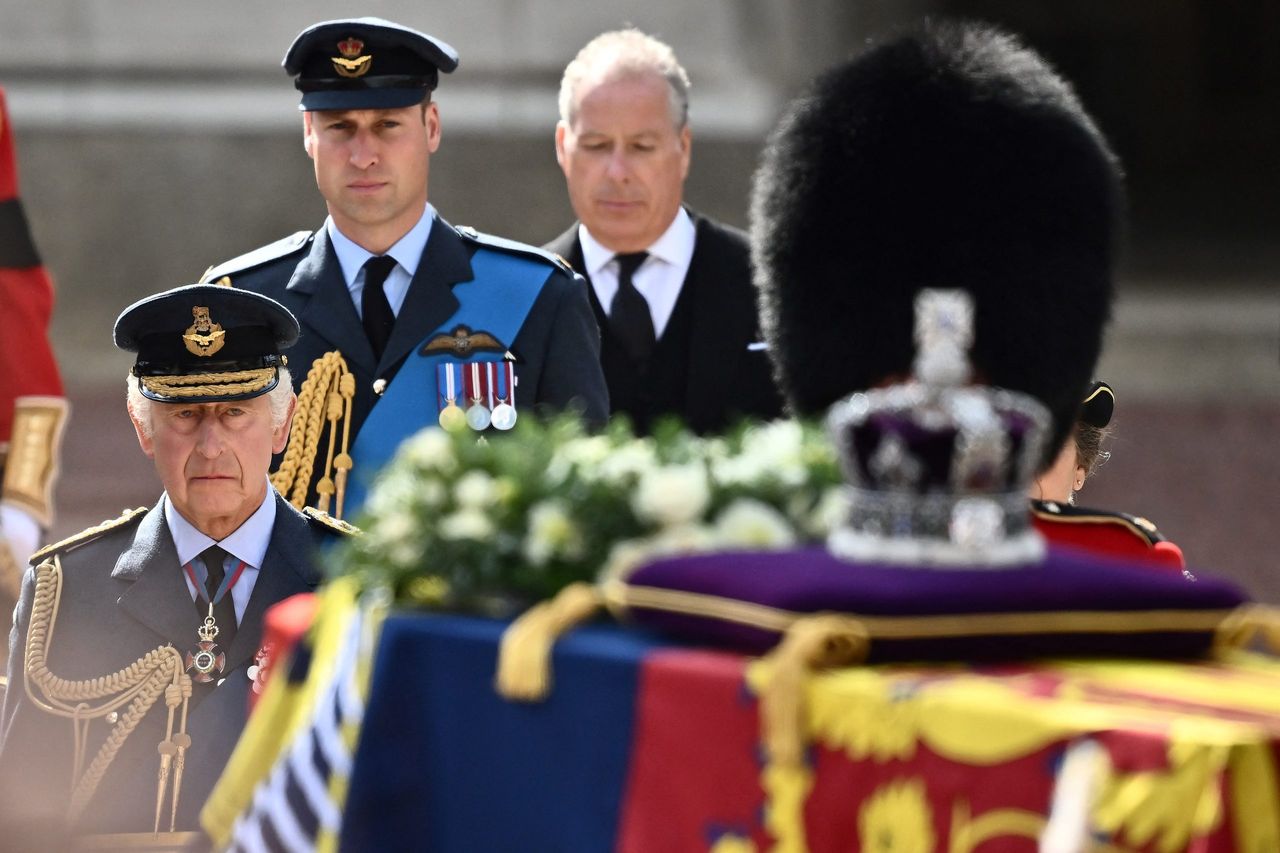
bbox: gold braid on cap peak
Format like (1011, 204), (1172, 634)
(23, 556), (193, 832)
(140, 367), (277, 400)
(271, 351), (355, 520)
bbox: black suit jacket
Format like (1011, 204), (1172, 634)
(0, 493), (331, 834)
(545, 211), (782, 434)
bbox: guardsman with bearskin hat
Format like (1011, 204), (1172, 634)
(0, 285), (351, 843)
(200, 17), (608, 522)
(751, 21), (1126, 541)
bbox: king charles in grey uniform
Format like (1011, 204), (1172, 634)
(0, 284), (351, 845)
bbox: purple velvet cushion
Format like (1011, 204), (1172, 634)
(607, 547), (1247, 662)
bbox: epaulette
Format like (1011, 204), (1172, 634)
(304, 506), (362, 537)
(200, 230), (314, 284)
(30, 506), (149, 563)
(1030, 500), (1167, 547)
(454, 225), (574, 277)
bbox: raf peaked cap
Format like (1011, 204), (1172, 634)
(283, 17), (459, 111)
(114, 283), (299, 403)
(751, 21), (1124, 465)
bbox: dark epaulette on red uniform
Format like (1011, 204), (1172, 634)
(454, 224), (575, 277)
(1030, 499), (1188, 576)
(199, 230), (314, 286)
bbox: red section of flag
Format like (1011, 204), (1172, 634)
(0, 86), (63, 444)
(618, 649), (770, 851)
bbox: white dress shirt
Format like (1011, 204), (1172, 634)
(329, 203), (436, 319)
(578, 207), (696, 340)
(166, 482), (277, 624)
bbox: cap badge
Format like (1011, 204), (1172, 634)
(183, 306), (226, 357)
(332, 37), (372, 78)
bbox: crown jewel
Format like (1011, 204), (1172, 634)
(826, 289), (1050, 567)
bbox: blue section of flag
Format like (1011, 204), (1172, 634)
(340, 614), (670, 851)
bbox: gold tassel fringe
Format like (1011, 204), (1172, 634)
(759, 614), (870, 768)
(495, 583), (604, 702)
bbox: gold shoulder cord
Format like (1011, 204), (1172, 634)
(22, 556), (193, 833)
(271, 350), (356, 520)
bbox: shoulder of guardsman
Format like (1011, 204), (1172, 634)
(199, 230), (315, 288)
(302, 507), (362, 540)
(29, 506), (150, 566)
(1029, 499), (1170, 547)
(454, 224), (576, 279)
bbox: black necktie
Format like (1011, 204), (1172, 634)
(198, 544), (237, 650)
(361, 255), (398, 360)
(609, 251), (656, 364)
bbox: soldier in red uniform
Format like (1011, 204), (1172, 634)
(1030, 381), (1188, 575)
(0, 86), (68, 603)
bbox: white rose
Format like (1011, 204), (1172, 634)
(364, 473), (416, 516)
(419, 479), (447, 508)
(742, 420), (807, 485)
(632, 463), (710, 527)
(714, 499), (796, 550)
(523, 500), (583, 566)
(400, 428), (458, 473)
(439, 508), (495, 541)
(710, 452), (768, 487)
(598, 441), (658, 486)
(454, 470), (499, 509)
(377, 509), (417, 545)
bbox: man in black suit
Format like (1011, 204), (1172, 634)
(203, 18), (608, 519)
(545, 29), (783, 435)
(0, 285), (350, 841)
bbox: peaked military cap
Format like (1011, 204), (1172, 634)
(1080, 380), (1115, 428)
(751, 21), (1124, 466)
(114, 283), (299, 403)
(283, 17), (459, 111)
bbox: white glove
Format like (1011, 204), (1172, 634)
(1, 502), (41, 569)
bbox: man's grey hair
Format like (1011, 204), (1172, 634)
(558, 29), (691, 130)
(126, 369), (295, 438)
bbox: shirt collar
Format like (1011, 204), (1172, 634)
(164, 482), (278, 570)
(327, 202), (436, 287)
(577, 207), (695, 276)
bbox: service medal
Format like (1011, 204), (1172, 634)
(464, 362), (491, 430)
(489, 361), (517, 430)
(439, 403), (467, 432)
(490, 403), (517, 430)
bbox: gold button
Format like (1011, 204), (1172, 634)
(106, 711), (118, 725)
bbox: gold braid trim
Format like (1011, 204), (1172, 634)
(22, 556), (192, 830)
(271, 351), (355, 519)
(139, 368), (276, 400)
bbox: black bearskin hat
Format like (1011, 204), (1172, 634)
(750, 21), (1124, 464)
